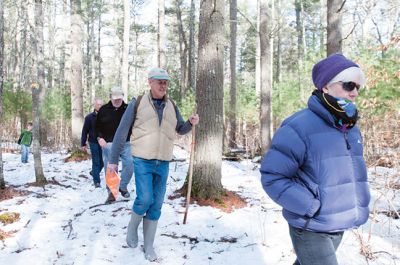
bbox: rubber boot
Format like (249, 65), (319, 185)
(143, 218), (158, 261)
(126, 212), (143, 248)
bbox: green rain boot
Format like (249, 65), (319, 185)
(126, 212), (143, 248)
(143, 218), (158, 261)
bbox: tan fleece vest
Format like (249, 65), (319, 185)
(130, 93), (177, 161)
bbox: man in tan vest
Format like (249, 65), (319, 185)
(108, 68), (199, 262)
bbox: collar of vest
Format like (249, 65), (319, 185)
(147, 90), (170, 102)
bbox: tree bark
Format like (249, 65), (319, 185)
(85, 6), (93, 106)
(188, 0), (196, 90)
(255, 0), (261, 94)
(319, 0), (325, 55)
(32, 0), (46, 185)
(121, 0), (130, 102)
(47, 3), (56, 90)
(70, 0), (84, 149)
(295, 0), (306, 94)
(90, 18), (95, 103)
(59, 45), (66, 89)
(327, 0), (343, 55)
(191, 0), (224, 199)
(175, 0), (189, 102)
(96, 13), (103, 88)
(259, 0), (273, 154)
(229, 0), (237, 148)
(0, 0), (5, 189)
(157, 0), (166, 68)
(275, 0), (281, 83)
(295, 0), (307, 59)
(15, 3), (28, 92)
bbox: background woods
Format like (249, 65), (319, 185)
(0, 0), (399, 192)
(0, 2), (399, 264)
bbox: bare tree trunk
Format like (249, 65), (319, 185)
(295, 0), (306, 94)
(85, 7), (93, 106)
(0, 0), (5, 189)
(191, 0), (225, 199)
(176, 0), (189, 102)
(275, 0), (281, 83)
(15, 3), (29, 92)
(327, 0), (343, 55)
(96, 13), (103, 88)
(188, 0), (196, 90)
(229, 0), (237, 148)
(32, 0), (46, 185)
(12, 3), (20, 89)
(70, 0), (84, 149)
(90, 27), (95, 103)
(319, 0), (325, 55)
(300, 0), (306, 56)
(295, 0), (305, 61)
(255, 0), (261, 94)
(157, 0), (166, 68)
(121, 0), (130, 101)
(259, 0), (273, 154)
(59, 45), (66, 89)
(47, 3), (56, 90)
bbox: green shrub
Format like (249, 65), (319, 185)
(41, 87), (71, 121)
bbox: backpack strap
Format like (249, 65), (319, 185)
(133, 94), (143, 119)
(134, 94), (177, 120)
(168, 97), (177, 112)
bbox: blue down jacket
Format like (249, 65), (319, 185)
(260, 94), (370, 232)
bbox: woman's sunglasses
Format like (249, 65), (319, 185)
(341, 81), (360, 92)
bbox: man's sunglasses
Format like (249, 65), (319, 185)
(341, 81), (360, 92)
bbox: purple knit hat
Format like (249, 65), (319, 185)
(312, 54), (359, 90)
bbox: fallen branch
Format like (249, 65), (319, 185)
(12, 247), (31, 253)
(49, 177), (74, 189)
(68, 199), (130, 219)
(243, 243), (257, 248)
(160, 233), (239, 244)
(63, 219), (73, 239)
(62, 199), (130, 239)
(88, 199), (130, 210)
(24, 219), (31, 228)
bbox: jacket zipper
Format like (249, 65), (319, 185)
(344, 132), (351, 150)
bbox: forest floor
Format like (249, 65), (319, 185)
(0, 146), (399, 265)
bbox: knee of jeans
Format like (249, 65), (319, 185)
(146, 210), (161, 221)
(138, 194), (154, 208)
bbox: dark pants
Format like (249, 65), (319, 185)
(289, 225), (343, 265)
(89, 142), (104, 185)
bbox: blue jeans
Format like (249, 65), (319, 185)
(289, 225), (344, 265)
(102, 142), (134, 190)
(132, 157), (169, 220)
(89, 142), (104, 185)
(21, 145), (29, 163)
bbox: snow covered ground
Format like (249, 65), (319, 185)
(0, 147), (399, 265)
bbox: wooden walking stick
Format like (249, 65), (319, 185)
(183, 121), (196, 224)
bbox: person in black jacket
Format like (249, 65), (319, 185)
(81, 98), (104, 188)
(96, 86), (134, 203)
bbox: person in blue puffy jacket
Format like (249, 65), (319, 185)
(260, 54), (370, 265)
